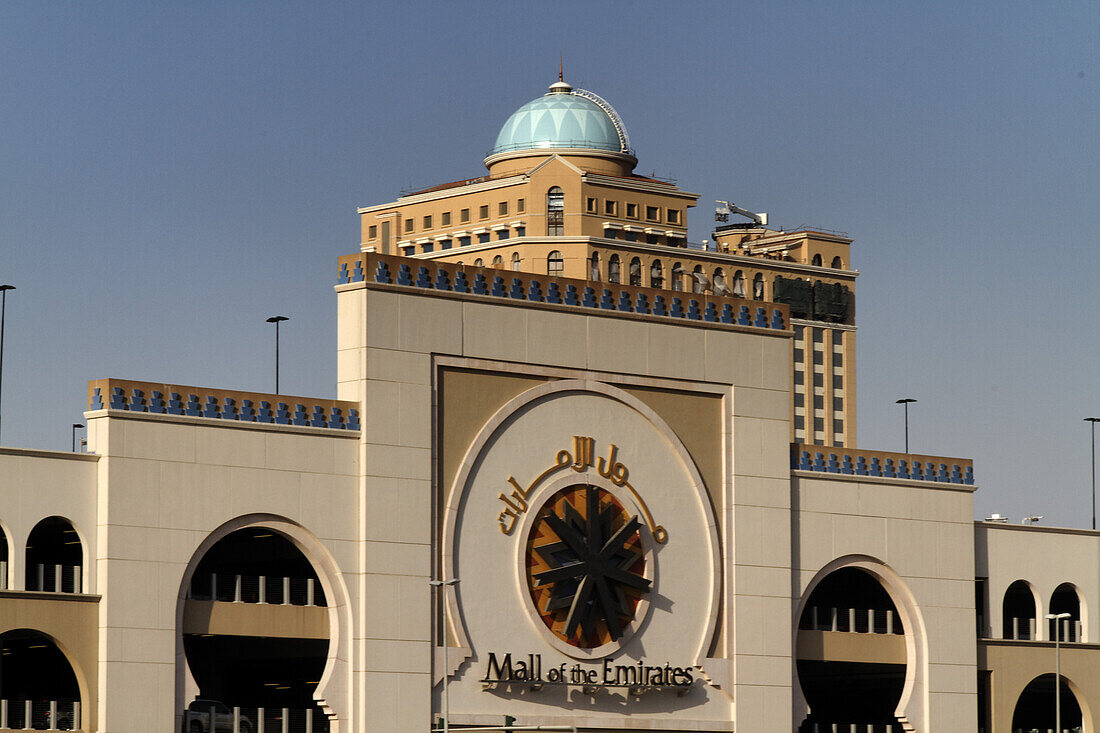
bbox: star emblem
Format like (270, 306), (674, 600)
(527, 485), (650, 647)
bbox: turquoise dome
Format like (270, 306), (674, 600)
(490, 82), (632, 156)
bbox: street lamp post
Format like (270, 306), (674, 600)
(896, 398), (917, 454)
(265, 316), (289, 394)
(1047, 611), (1072, 733)
(1086, 418), (1099, 531)
(0, 285), (15, 445)
(429, 577), (459, 733)
(72, 424), (84, 452)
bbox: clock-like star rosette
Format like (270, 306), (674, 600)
(525, 485), (650, 649)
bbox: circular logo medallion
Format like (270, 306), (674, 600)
(525, 484), (650, 649)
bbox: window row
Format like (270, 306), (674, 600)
(586, 255), (767, 297)
(602, 228), (685, 247)
(585, 197), (682, 225)
(367, 198), (527, 239)
(400, 226), (528, 255)
(810, 253), (845, 269)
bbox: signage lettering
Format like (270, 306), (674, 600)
(496, 436), (668, 543)
(483, 652), (693, 688)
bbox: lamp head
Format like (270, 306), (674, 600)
(266, 316), (289, 324)
(896, 398), (917, 405)
(73, 423), (84, 429)
(0, 285), (14, 292)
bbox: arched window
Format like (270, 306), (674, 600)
(1012, 674), (1083, 732)
(812, 253), (823, 267)
(650, 260), (663, 289)
(671, 263), (684, 291)
(26, 516), (82, 593)
(692, 265), (706, 294)
(831, 256), (843, 269)
(546, 187), (564, 235)
(1002, 580), (1036, 640)
(752, 273), (765, 300)
(589, 252), (600, 281)
(608, 254), (621, 284)
(511, 252), (521, 271)
(629, 257), (642, 286)
(1050, 583), (1083, 642)
(0, 524), (7, 590)
(547, 250), (564, 275)
(474, 258), (484, 267)
(713, 268), (727, 295)
(732, 270), (746, 298)
(455, 261), (464, 267)
(492, 255), (504, 268)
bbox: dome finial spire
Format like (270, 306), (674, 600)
(548, 59), (572, 94)
(558, 55), (563, 83)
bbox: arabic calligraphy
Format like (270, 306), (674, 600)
(496, 436), (668, 544)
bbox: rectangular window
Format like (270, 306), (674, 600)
(402, 245), (416, 256)
(515, 226), (525, 237)
(460, 208), (470, 223)
(496, 229), (508, 240)
(813, 351), (824, 365)
(479, 205), (489, 219)
(833, 397), (843, 412)
(624, 230), (637, 242)
(813, 372), (823, 388)
(645, 206), (660, 221)
(368, 225), (377, 239)
(794, 371), (804, 386)
(833, 419), (844, 435)
(459, 236), (471, 247)
(499, 201), (508, 216)
(813, 328), (824, 343)
(381, 220), (391, 254)
(605, 229), (616, 240)
(605, 200), (617, 216)
(813, 395), (824, 410)
(626, 203), (638, 219)
(439, 239), (452, 250)
(423, 215), (432, 229)
(646, 234), (659, 245)
(517, 198), (525, 213)
(794, 393), (804, 408)
(793, 346), (804, 362)
(442, 212), (451, 226)
(833, 351), (843, 367)
(587, 197), (598, 213)
(422, 243), (434, 253)
(832, 329), (844, 347)
(833, 374), (843, 390)
(794, 415), (805, 431)
(667, 209), (681, 224)
(814, 417), (824, 432)
(478, 233), (490, 244)
(404, 218), (414, 233)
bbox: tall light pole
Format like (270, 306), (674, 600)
(429, 577), (459, 733)
(0, 285), (15, 445)
(72, 424), (84, 452)
(1086, 418), (1099, 531)
(896, 398), (917, 454)
(1046, 611), (1071, 733)
(265, 316), (289, 394)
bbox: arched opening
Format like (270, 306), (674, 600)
(1050, 583), (1083, 642)
(608, 255), (621, 284)
(0, 629), (82, 730)
(491, 255), (504, 268)
(671, 263), (684, 291)
(473, 258), (484, 267)
(181, 527), (331, 731)
(1012, 674), (1084, 732)
(0, 522), (8, 590)
(1003, 580), (1037, 640)
(812, 253), (823, 266)
(692, 265), (706, 294)
(589, 252), (600, 281)
(546, 186), (564, 235)
(796, 567), (908, 732)
(831, 256), (843, 269)
(511, 252), (521, 271)
(752, 273), (765, 300)
(629, 257), (642, 286)
(712, 268), (727, 296)
(650, 260), (663, 289)
(731, 270), (745, 298)
(25, 517), (81, 593)
(547, 250), (564, 276)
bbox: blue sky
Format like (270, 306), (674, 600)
(1, 2), (1097, 526)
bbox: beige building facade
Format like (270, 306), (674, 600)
(0, 76), (1090, 733)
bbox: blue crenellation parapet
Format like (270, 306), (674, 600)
(87, 379), (361, 432)
(336, 253), (791, 333)
(791, 444), (975, 485)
